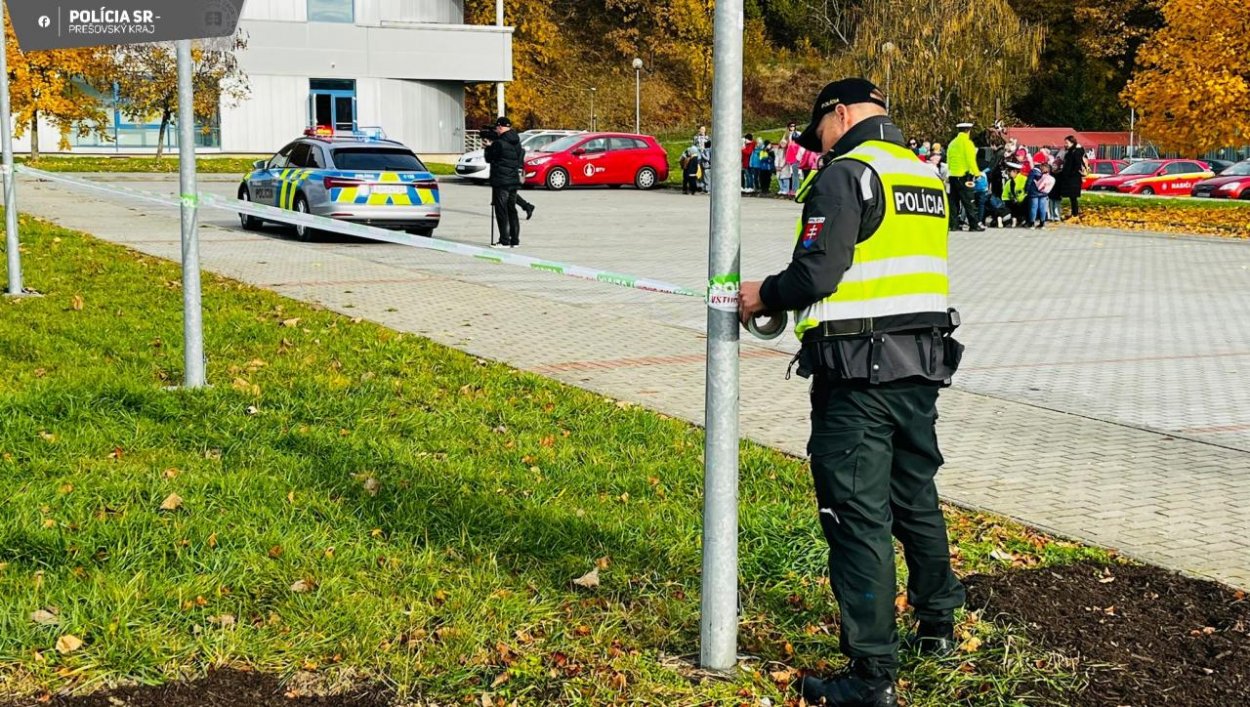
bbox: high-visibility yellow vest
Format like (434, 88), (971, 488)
(793, 140), (950, 339)
(947, 132), (979, 178)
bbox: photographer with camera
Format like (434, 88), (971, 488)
(482, 117), (532, 248)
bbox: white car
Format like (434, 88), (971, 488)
(454, 129), (583, 182)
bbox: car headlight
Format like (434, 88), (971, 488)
(528, 157), (551, 167)
(1218, 181), (1242, 192)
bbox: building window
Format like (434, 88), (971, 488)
(308, 0), (354, 23)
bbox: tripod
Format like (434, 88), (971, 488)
(489, 191), (497, 247)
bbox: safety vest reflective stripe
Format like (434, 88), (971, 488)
(793, 139), (950, 339)
(801, 293), (950, 322)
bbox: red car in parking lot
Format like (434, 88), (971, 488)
(1190, 160), (1250, 199)
(1088, 159), (1214, 195)
(1082, 159), (1127, 190)
(523, 132), (669, 191)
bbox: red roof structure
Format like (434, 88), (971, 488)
(1006, 127), (1133, 151)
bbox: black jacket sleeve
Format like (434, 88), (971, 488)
(759, 161), (884, 312)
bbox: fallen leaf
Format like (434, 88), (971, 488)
(959, 636), (983, 653)
(595, 556), (611, 570)
(159, 493), (183, 512)
(280, 318), (301, 328)
(1098, 575), (1116, 584)
(55, 635), (83, 654)
(245, 405), (259, 416)
(290, 579), (314, 594)
(30, 609), (59, 626)
(572, 567), (600, 589)
(208, 614), (236, 628)
(70, 295), (84, 311)
(989, 548), (1013, 563)
(207, 533), (218, 548)
(769, 668), (795, 683)
(38, 431), (56, 443)
(268, 545), (284, 559)
(362, 477), (380, 497)
(491, 672), (510, 688)
(162, 468), (179, 479)
(107, 447), (124, 460)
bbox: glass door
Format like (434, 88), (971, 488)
(309, 79), (357, 133)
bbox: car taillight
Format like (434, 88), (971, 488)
(415, 180), (438, 190)
(324, 177), (363, 189)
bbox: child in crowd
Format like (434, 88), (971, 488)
(1027, 164), (1055, 228)
(681, 145), (701, 195)
(972, 169), (991, 229)
(741, 134), (756, 193)
(756, 140), (776, 195)
(1002, 162), (1028, 226)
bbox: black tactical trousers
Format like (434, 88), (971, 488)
(492, 185), (520, 245)
(948, 176), (978, 228)
(808, 377), (966, 678)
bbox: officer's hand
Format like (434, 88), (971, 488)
(739, 281), (765, 326)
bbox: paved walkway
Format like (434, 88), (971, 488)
(10, 174), (1250, 590)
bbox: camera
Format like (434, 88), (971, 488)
(478, 126), (497, 143)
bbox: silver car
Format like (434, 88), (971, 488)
(238, 129), (441, 239)
(454, 129), (583, 182)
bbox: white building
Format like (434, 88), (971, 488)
(15, 0), (513, 158)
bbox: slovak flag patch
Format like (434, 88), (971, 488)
(801, 217), (826, 249)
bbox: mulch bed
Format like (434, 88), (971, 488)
(966, 560), (1250, 706)
(0, 670), (392, 707)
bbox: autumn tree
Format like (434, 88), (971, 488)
(3, 12), (114, 158)
(832, 0), (1045, 141)
(1008, 0), (1162, 130)
(1124, 0), (1250, 154)
(113, 34), (250, 159)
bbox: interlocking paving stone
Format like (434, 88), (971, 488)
(10, 175), (1250, 590)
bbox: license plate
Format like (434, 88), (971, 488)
(374, 185), (407, 195)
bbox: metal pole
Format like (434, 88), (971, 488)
(590, 88), (596, 132)
(495, 0), (505, 117)
(635, 69), (640, 133)
(176, 40), (206, 388)
(700, 0), (743, 673)
(1129, 108), (1136, 160)
(1, 16), (22, 296)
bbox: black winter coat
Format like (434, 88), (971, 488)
(1055, 145), (1086, 199)
(485, 129), (524, 187)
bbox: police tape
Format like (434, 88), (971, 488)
(17, 165), (706, 300)
(17, 166), (794, 339)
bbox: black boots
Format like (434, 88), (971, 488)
(798, 660), (897, 707)
(523, 203), (535, 220)
(903, 621), (956, 657)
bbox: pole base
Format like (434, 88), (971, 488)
(4, 288), (42, 298)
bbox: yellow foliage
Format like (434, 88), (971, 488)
(1124, 0), (1250, 154)
(4, 10), (114, 157)
(1077, 204), (1250, 238)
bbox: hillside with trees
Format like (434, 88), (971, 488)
(466, 0), (1245, 152)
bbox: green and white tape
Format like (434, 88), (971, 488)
(17, 166), (735, 306)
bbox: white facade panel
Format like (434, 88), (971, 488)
(237, 20), (512, 83)
(356, 78), (465, 154)
(219, 75), (309, 153)
(241, 0), (308, 22)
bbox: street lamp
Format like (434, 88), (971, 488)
(632, 57), (643, 134)
(588, 87), (597, 132)
(881, 42), (895, 113)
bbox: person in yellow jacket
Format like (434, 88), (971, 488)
(946, 122), (984, 232)
(1000, 162), (1029, 226)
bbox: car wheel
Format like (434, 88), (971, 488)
(238, 186), (263, 231)
(546, 168), (569, 191)
(292, 193), (317, 242)
(1140, 186), (1154, 195)
(634, 167), (658, 190)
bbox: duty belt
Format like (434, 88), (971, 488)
(802, 310), (960, 343)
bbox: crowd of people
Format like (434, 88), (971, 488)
(679, 121), (1095, 231)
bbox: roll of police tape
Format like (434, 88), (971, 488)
(746, 311), (788, 340)
(16, 166), (787, 339)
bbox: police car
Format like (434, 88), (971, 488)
(238, 127), (441, 239)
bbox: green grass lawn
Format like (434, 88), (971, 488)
(0, 215), (1108, 704)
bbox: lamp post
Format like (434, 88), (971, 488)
(588, 87), (597, 132)
(632, 57), (643, 134)
(881, 42), (895, 113)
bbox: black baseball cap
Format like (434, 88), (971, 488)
(796, 78), (888, 152)
(495, 116), (512, 127)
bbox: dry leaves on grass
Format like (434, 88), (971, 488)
(55, 634), (83, 654)
(30, 609), (59, 626)
(1079, 206), (1250, 239)
(290, 579), (316, 594)
(159, 493), (183, 512)
(573, 567), (600, 589)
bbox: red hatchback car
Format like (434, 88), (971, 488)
(524, 132), (669, 191)
(1088, 159), (1214, 195)
(1081, 159), (1127, 190)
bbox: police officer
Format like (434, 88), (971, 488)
(947, 121), (984, 231)
(739, 78), (966, 707)
(483, 116), (528, 248)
